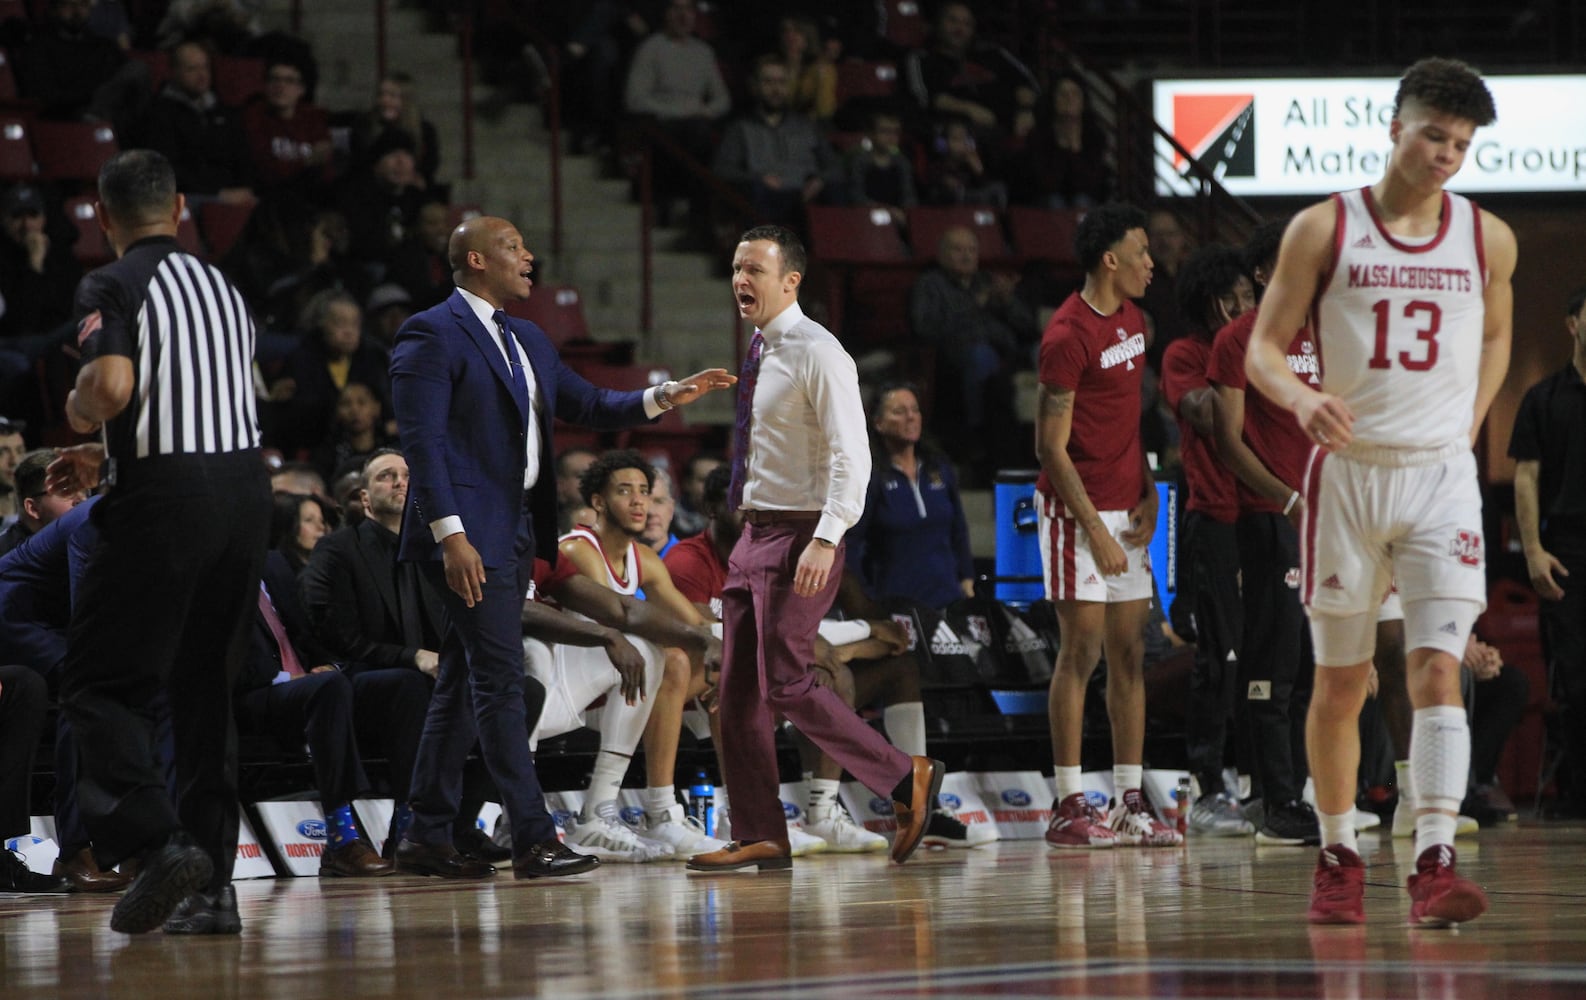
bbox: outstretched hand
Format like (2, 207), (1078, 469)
(46, 443), (106, 496)
(667, 369), (737, 407)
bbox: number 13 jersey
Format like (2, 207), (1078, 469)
(1314, 187), (1487, 449)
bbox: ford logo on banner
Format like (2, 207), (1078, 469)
(296, 819), (327, 840)
(1001, 789), (1032, 808)
(620, 805), (647, 828)
(940, 793), (963, 810)
(782, 800), (801, 821)
(869, 797), (895, 816)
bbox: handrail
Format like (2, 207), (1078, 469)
(459, 12), (475, 182)
(374, 0), (387, 83)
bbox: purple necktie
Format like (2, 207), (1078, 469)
(727, 331), (764, 513)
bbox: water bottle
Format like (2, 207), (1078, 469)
(1175, 776), (1192, 835)
(689, 770), (715, 838)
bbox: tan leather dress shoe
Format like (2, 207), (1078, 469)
(686, 838), (792, 873)
(890, 756), (945, 864)
(53, 847), (133, 892)
(320, 839), (396, 877)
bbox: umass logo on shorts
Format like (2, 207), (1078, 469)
(1449, 530), (1482, 568)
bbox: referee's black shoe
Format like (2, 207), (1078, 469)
(164, 884), (242, 935)
(110, 832), (213, 934)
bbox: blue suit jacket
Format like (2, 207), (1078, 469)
(0, 496), (100, 674)
(389, 290), (650, 566)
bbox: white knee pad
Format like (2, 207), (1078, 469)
(1310, 608), (1378, 667)
(1402, 598), (1482, 660)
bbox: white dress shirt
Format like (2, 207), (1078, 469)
(429, 287), (666, 542)
(738, 300), (871, 544)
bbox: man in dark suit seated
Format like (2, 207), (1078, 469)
(298, 447), (505, 862)
(239, 537), (431, 877)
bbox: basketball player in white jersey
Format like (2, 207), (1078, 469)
(1246, 57), (1515, 928)
(559, 449), (728, 858)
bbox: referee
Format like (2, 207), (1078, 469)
(48, 150), (271, 935)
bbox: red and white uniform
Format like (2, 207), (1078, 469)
(559, 526), (642, 596)
(1036, 292), (1152, 603)
(1209, 310), (1319, 513)
(1303, 187), (1489, 634)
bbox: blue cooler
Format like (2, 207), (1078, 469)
(995, 470), (1178, 618)
(993, 470), (1043, 607)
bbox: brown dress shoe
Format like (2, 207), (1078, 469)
(890, 756), (945, 864)
(393, 839), (496, 879)
(53, 847), (133, 893)
(685, 838), (792, 873)
(320, 839), (396, 877)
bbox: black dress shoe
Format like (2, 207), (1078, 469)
(394, 839), (496, 879)
(1, 849), (70, 893)
(110, 833), (214, 934)
(163, 884), (241, 935)
(454, 826), (511, 863)
(513, 840), (600, 879)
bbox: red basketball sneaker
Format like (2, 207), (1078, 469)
(1045, 792), (1117, 849)
(1307, 845), (1366, 925)
(1406, 844), (1487, 928)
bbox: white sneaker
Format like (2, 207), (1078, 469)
(1108, 790), (1184, 847)
(716, 805), (827, 856)
(801, 805), (888, 853)
(1352, 807), (1381, 832)
(566, 804), (671, 863)
(1391, 802), (1479, 838)
(645, 803), (727, 858)
(922, 806), (998, 848)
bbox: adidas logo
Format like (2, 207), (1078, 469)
(1226, 650), (1238, 662)
(1321, 574), (1344, 590)
(930, 620), (966, 657)
(1439, 621), (1461, 635)
(1247, 680), (1272, 700)
(1084, 574), (1100, 585)
(1352, 233), (1377, 249)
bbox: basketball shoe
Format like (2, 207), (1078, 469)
(1108, 788), (1184, 847)
(922, 807), (998, 848)
(565, 802), (671, 863)
(1406, 844), (1487, 928)
(1044, 792), (1116, 849)
(801, 803), (888, 853)
(1307, 845), (1366, 925)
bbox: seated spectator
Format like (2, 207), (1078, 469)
(920, 118), (1006, 208)
(640, 464), (679, 556)
(156, 0), (261, 53)
(308, 381), (397, 487)
(908, 225), (1036, 451)
(900, 1), (1038, 146)
(242, 56), (333, 197)
(0, 418), (23, 524)
(138, 40), (255, 204)
(712, 55), (839, 230)
(0, 185), (81, 423)
(1008, 73), (1111, 210)
(671, 451), (722, 539)
(560, 1), (653, 155)
(269, 461), (326, 500)
(775, 14), (836, 125)
(554, 446), (600, 534)
(270, 490), (337, 575)
(0, 449), (86, 558)
(279, 290), (393, 455)
(254, 208), (374, 337)
(622, 0), (731, 220)
(848, 384), (973, 610)
(383, 201), (454, 312)
(336, 129), (428, 266)
(363, 282), (417, 351)
(842, 110), (917, 226)
(350, 72), (441, 190)
(11, 0), (149, 132)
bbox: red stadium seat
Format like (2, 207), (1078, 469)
(881, 0), (928, 50)
(31, 121), (119, 182)
(64, 195), (112, 267)
(0, 115), (34, 181)
(1007, 206), (1081, 267)
(834, 61), (898, 105)
(906, 205), (1011, 264)
(199, 198), (256, 260)
(0, 0), (27, 25)
(622, 408), (712, 474)
(212, 55), (265, 108)
(0, 50), (18, 103)
(126, 49), (169, 93)
(175, 202), (205, 257)
(574, 362), (670, 393)
(504, 283), (590, 347)
(806, 205), (908, 264)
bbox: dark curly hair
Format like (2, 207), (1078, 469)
(578, 448), (654, 506)
(1176, 244), (1248, 331)
(1241, 219), (1289, 286)
(1074, 202), (1149, 273)
(1393, 58), (1496, 128)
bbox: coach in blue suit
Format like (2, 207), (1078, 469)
(389, 216), (731, 879)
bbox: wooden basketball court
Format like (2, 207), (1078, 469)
(6, 823), (1586, 997)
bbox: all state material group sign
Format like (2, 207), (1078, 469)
(1153, 76), (1586, 196)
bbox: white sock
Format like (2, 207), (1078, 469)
(1394, 759), (1414, 810)
(883, 702), (928, 758)
(1410, 705), (1471, 856)
(581, 751), (631, 821)
(1055, 765), (1083, 801)
(807, 778), (841, 822)
(1319, 810), (1358, 853)
(644, 785), (678, 823)
(1113, 763), (1143, 797)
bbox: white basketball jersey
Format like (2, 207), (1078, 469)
(559, 526), (641, 596)
(1313, 187), (1487, 448)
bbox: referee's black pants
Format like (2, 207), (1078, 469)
(1236, 511), (1314, 807)
(61, 451), (270, 887)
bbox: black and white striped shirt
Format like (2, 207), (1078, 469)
(75, 236), (260, 462)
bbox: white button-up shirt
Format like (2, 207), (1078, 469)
(738, 300), (871, 544)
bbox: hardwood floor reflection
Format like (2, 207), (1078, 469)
(6, 824), (1586, 998)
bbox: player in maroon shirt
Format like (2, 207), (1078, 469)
(1160, 243), (1255, 837)
(1208, 220), (1322, 847)
(1035, 202), (1180, 849)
